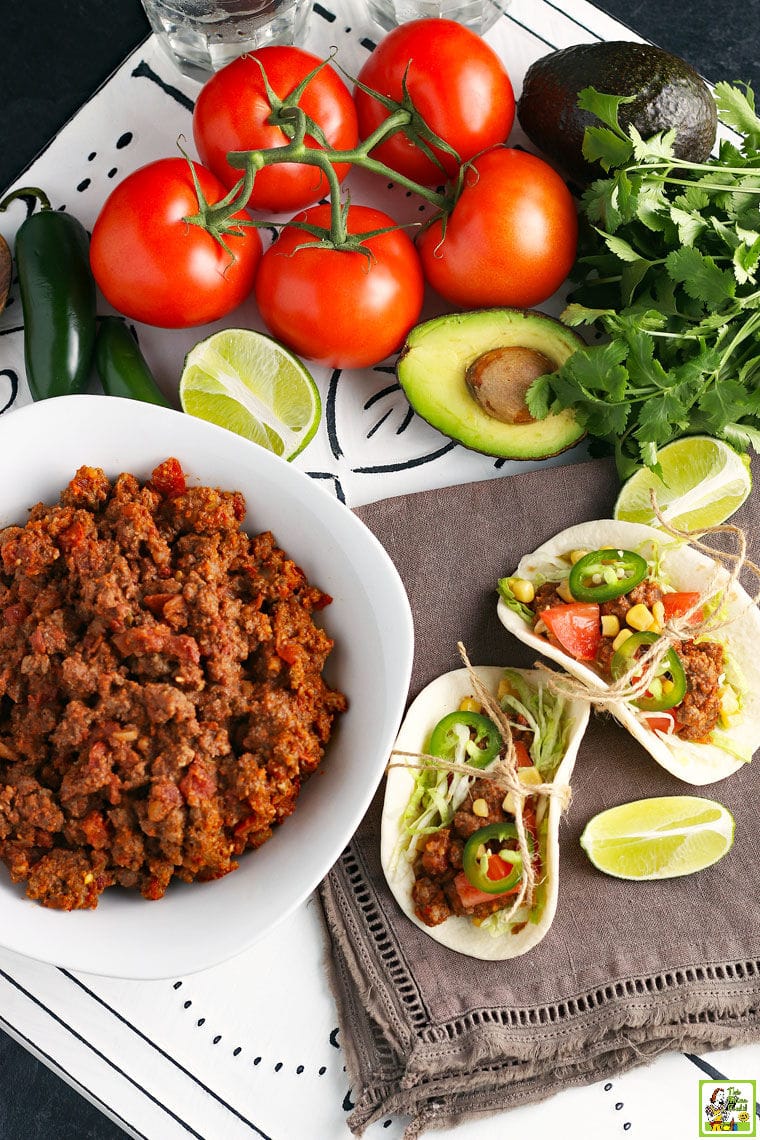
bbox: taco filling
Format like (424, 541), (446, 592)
(500, 545), (738, 746)
(397, 670), (574, 937)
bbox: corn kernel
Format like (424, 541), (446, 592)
(84, 873), (94, 885)
(612, 628), (634, 651)
(472, 798), (490, 818)
(652, 600), (665, 627)
(626, 603), (654, 631)
(497, 677), (514, 701)
(518, 766), (543, 788)
(507, 577), (535, 604)
(601, 614), (620, 638)
(502, 791), (517, 815)
(661, 678), (675, 694)
(568, 549), (589, 565)
(556, 578), (575, 603)
(459, 697), (481, 713)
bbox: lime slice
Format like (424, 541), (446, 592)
(613, 436), (751, 532)
(580, 795), (734, 880)
(179, 329), (320, 460)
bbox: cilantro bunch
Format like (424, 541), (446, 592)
(528, 83), (760, 478)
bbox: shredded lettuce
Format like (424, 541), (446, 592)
(498, 669), (569, 780)
(496, 578), (534, 625)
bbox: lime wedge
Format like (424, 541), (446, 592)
(179, 329), (320, 460)
(580, 795), (734, 880)
(613, 436), (751, 532)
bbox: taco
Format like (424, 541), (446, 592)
(497, 520), (760, 786)
(380, 666), (589, 960)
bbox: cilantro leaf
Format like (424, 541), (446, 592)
(665, 247), (736, 306)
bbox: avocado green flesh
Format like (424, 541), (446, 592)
(397, 309), (585, 460)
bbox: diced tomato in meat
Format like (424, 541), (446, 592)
(662, 592), (703, 624)
(150, 458), (186, 498)
(541, 603), (601, 660)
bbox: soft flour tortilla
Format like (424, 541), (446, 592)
(497, 520), (760, 786)
(380, 666), (589, 960)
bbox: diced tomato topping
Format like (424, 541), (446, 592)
(541, 602), (601, 660)
(662, 591), (703, 624)
(642, 712), (678, 735)
(513, 740), (533, 768)
(453, 870), (519, 909)
(485, 852), (518, 882)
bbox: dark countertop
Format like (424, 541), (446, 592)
(0, 2), (757, 1137)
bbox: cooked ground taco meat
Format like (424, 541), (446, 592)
(530, 575), (725, 743)
(0, 459), (347, 910)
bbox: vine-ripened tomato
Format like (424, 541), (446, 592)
(254, 204), (424, 369)
(193, 46), (359, 213)
(417, 147), (578, 308)
(90, 158), (261, 328)
(354, 19), (515, 186)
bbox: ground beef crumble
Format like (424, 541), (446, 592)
(0, 460), (347, 910)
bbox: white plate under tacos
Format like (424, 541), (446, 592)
(381, 665), (589, 960)
(497, 520), (760, 786)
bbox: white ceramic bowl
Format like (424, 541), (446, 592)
(0, 395), (413, 978)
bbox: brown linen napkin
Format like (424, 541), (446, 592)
(317, 454), (760, 1137)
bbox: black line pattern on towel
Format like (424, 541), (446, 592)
(0, 1012), (151, 1140)
(0, 970), (205, 1138)
(59, 969), (273, 1139)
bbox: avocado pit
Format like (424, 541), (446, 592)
(465, 345), (556, 425)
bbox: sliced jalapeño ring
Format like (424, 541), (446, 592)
(610, 630), (687, 712)
(462, 821), (535, 895)
(568, 548), (648, 602)
(428, 711), (502, 769)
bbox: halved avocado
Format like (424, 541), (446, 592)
(396, 308), (585, 460)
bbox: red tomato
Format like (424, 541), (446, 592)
(417, 146), (578, 309)
(90, 158), (261, 328)
(662, 591), (703, 623)
(642, 712), (677, 734)
(513, 740), (533, 768)
(541, 603), (601, 661)
(453, 869), (519, 909)
(254, 203), (424, 369)
(193, 46), (358, 213)
(354, 19), (514, 186)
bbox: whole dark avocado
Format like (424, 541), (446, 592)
(517, 41), (718, 185)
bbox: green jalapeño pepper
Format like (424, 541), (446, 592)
(462, 821), (534, 894)
(428, 711), (501, 769)
(610, 630), (687, 711)
(95, 317), (170, 406)
(0, 186), (96, 401)
(569, 548), (648, 603)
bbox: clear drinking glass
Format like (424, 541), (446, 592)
(366, 0), (506, 35)
(141, 0), (311, 82)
